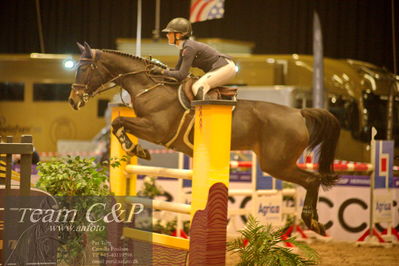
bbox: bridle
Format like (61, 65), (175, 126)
(71, 57), (148, 104)
(71, 54), (179, 104)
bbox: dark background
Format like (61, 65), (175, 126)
(1, 0), (397, 73)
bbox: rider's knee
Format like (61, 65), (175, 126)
(192, 81), (201, 94)
(192, 80), (210, 95)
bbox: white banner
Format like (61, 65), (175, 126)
(373, 190), (393, 223)
(136, 178), (399, 241)
(256, 193), (283, 226)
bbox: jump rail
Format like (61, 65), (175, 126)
(228, 188), (296, 196)
(230, 160), (375, 172)
(126, 197), (191, 214)
(125, 165), (192, 180)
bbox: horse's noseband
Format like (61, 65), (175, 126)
(71, 83), (91, 103)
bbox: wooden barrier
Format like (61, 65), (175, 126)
(0, 162), (34, 186)
(0, 135), (33, 195)
(0, 135), (34, 262)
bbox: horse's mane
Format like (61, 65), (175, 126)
(101, 49), (167, 69)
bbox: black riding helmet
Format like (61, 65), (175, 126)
(162, 17), (192, 40)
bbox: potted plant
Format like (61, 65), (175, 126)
(36, 156), (110, 265)
(227, 215), (320, 266)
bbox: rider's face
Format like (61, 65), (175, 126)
(166, 32), (182, 45)
(166, 32), (175, 44)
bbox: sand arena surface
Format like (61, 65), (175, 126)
(226, 241), (399, 266)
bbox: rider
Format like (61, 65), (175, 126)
(151, 17), (237, 100)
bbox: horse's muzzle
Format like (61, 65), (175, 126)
(69, 84), (90, 110)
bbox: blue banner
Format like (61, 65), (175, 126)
(374, 140), (394, 188)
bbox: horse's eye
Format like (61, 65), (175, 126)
(78, 65), (90, 75)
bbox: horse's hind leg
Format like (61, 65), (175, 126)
(298, 169), (326, 235)
(259, 160), (326, 235)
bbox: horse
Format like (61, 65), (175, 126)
(69, 42), (340, 236)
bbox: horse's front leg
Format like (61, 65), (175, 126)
(111, 116), (155, 160)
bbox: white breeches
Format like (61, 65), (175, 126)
(192, 59), (236, 96)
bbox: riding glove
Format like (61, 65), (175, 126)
(149, 66), (164, 75)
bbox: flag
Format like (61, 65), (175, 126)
(190, 0), (225, 23)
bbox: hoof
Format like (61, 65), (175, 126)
(123, 144), (136, 156)
(311, 219), (326, 236)
(123, 144), (151, 160)
(133, 145), (151, 160)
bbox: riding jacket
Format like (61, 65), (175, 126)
(164, 39), (232, 81)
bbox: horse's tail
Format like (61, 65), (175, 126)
(301, 108), (341, 189)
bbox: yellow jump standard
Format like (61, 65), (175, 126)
(111, 100), (235, 265)
(109, 103), (137, 196)
(189, 100), (234, 265)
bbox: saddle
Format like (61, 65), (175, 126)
(178, 76), (238, 109)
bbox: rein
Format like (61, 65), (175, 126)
(91, 69), (148, 97)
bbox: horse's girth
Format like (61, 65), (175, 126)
(164, 109), (194, 150)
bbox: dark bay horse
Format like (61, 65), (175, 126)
(69, 42), (340, 236)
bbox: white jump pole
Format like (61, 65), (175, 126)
(125, 165), (192, 179)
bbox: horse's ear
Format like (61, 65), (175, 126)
(83, 42), (93, 58)
(77, 42), (85, 54)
